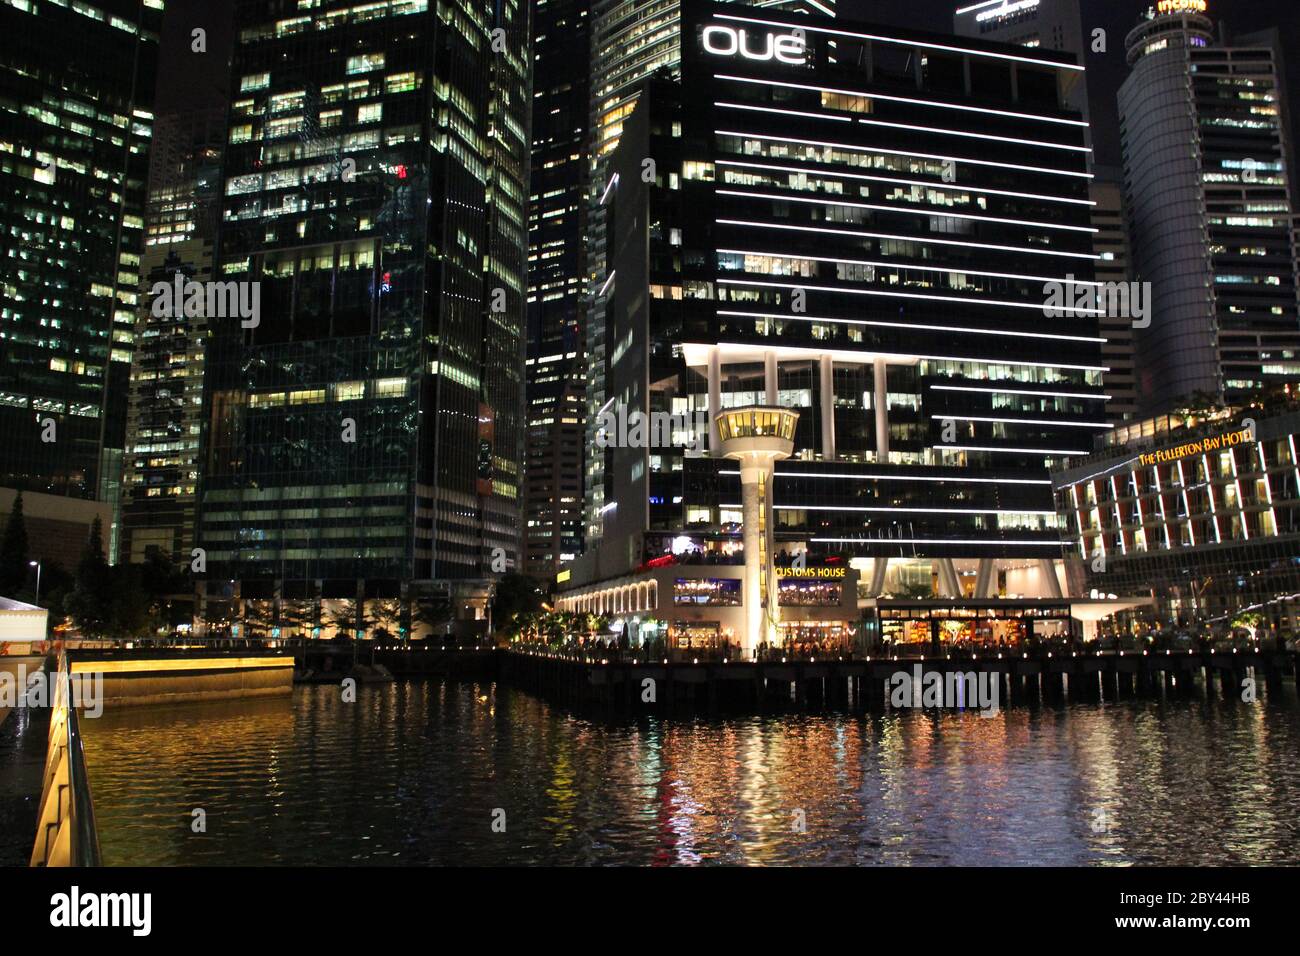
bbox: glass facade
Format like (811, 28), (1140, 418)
(1120, 9), (1300, 414)
(198, 0), (529, 607)
(0, 0), (160, 509)
(1054, 406), (1300, 625)
(120, 108), (226, 565)
(583, 0), (833, 544)
(597, 1), (1100, 570)
(524, 0), (589, 576)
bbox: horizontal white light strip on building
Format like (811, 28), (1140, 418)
(956, 0), (1033, 15)
(776, 505), (1057, 515)
(713, 12), (1085, 71)
(930, 384), (1110, 400)
(931, 414), (1112, 429)
(715, 130), (1092, 179)
(715, 158), (1095, 207)
(713, 74), (1088, 128)
(717, 248), (1103, 287)
(717, 188), (1098, 234)
(811, 538), (1061, 546)
(698, 339), (1108, 372)
(717, 276), (1104, 315)
(715, 101), (852, 123)
(715, 217), (1101, 260)
(717, 469), (1052, 485)
(936, 444), (1090, 455)
(716, 309), (1106, 344)
(853, 115), (1089, 152)
(714, 101), (1088, 152)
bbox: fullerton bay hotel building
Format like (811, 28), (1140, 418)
(556, 1), (1136, 655)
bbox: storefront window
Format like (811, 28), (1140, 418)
(673, 577), (741, 606)
(777, 581), (841, 606)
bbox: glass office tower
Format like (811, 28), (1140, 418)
(121, 108), (226, 566)
(524, 0), (590, 577)
(582, 0), (833, 546)
(0, 0), (160, 510)
(198, 0), (529, 628)
(561, 1), (1105, 655)
(1120, 2), (1300, 414)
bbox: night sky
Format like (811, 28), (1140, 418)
(152, 0), (1300, 171)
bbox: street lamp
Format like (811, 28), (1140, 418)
(29, 560), (41, 603)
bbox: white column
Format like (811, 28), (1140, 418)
(869, 556), (889, 596)
(709, 347), (722, 455)
(819, 354), (835, 460)
(739, 471), (764, 653)
(974, 558), (996, 598)
(936, 558), (961, 598)
(874, 357), (889, 462)
(764, 351), (778, 405)
(1038, 558), (1064, 599)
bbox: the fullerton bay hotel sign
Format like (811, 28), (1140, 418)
(1136, 427), (1253, 468)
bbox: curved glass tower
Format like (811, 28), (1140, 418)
(1119, 1), (1300, 414)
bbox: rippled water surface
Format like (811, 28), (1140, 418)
(79, 681), (1300, 865)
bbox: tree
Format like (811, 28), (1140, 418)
(242, 600), (280, 640)
(105, 564), (157, 641)
(138, 550), (190, 630)
(371, 597), (403, 642)
(0, 491), (30, 596)
(281, 598), (320, 639)
(490, 572), (544, 630)
(66, 517), (113, 638)
(327, 599), (373, 640)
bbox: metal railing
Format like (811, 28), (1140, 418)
(29, 653), (100, 867)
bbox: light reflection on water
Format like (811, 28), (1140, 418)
(79, 681), (1300, 866)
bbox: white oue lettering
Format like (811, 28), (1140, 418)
(702, 25), (806, 65)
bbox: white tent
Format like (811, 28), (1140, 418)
(0, 596), (49, 652)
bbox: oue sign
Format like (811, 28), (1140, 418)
(702, 25), (807, 65)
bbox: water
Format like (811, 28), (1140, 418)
(78, 680), (1300, 866)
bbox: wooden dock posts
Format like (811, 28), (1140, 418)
(497, 649), (1299, 717)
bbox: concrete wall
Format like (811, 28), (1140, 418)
(70, 658), (293, 708)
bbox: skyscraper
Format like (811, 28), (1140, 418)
(120, 107), (226, 566)
(523, 0), (590, 577)
(0, 0), (161, 522)
(1090, 168), (1138, 424)
(954, 0), (1091, 127)
(1119, 0), (1300, 415)
(956, 1), (1139, 427)
(582, 0), (833, 547)
(559, 1), (1105, 655)
(196, 0), (529, 632)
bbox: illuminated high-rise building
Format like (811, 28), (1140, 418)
(197, 0), (530, 630)
(120, 108), (225, 566)
(1119, 0), (1300, 414)
(583, 0), (834, 546)
(524, 0), (590, 577)
(0, 0), (160, 522)
(954, 0), (1091, 126)
(557, 1), (1107, 657)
